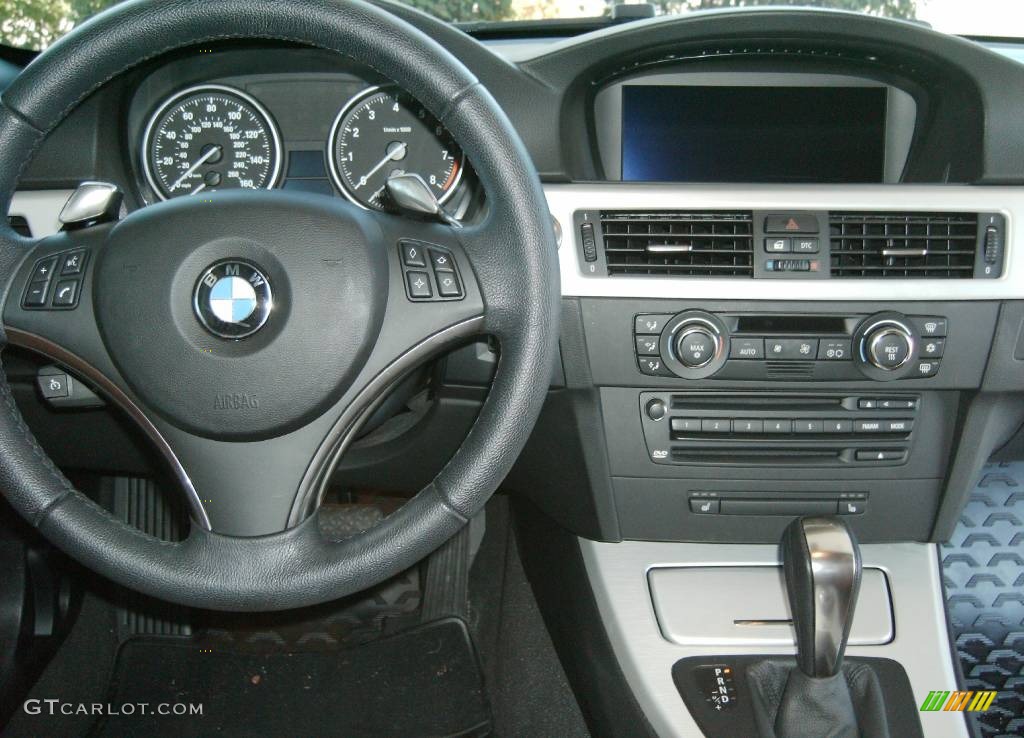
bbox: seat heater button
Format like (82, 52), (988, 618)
(690, 498), (720, 514)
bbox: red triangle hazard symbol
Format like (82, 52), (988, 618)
(785, 218), (800, 230)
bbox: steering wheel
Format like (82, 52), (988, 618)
(0, 0), (558, 611)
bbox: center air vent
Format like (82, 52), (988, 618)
(600, 211), (753, 277)
(829, 212), (978, 278)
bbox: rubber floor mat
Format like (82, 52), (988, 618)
(943, 462), (1024, 738)
(90, 618), (490, 738)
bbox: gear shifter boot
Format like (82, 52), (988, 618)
(748, 659), (890, 738)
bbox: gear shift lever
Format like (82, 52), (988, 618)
(781, 516), (862, 678)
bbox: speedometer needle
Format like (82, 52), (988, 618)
(170, 146), (221, 191)
(354, 142), (407, 190)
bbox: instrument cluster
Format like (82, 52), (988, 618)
(139, 81), (467, 212)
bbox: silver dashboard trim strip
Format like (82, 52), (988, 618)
(579, 538), (966, 738)
(546, 183), (1021, 301)
(9, 190), (74, 238)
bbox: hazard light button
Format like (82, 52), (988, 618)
(764, 214), (819, 234)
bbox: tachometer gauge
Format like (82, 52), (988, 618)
(328, 87), (464, 211)
(142, 84), (282, 200)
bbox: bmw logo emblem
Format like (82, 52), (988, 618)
(194, 260), (273, 339)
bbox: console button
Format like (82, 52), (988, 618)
(855, 450), (905, 462)
(765, 338), (818, 360)
(37, 372), (69, 399)
(400, 241), (426, 267)
(914, 360), (940, 378)
(792, 237), (819, 254)
(764, 419), (792, 433)
(636, 335), (660, 356)
(635, 315), (672, 335)
(676, 328), (718, 368)
(884, 419), (914, 433)
(406, 271), (433, 298)
(646, 399), (667, 421)
(764, 214), (819, 234)
(671, 418), (701, 433)
(824, 419), (853, 434)
(52, 279), (78, 307)
(866, 329), (911, 369)
(837, 499), (867, 514)
(764, 237), (790, 253)
(690, 498), (720, 514)
(730, 338), (764, 360)
(701, 419), (730, 433)
(794, 419), (824, 434)
(857, 399), (877, 410)
(733, 419), (764, 433)
(817, 340), (851, 360)
(919, 338), (945, 358)
(855, 419), (884, 433)
(912, 316), (948, 338)
(638, 356), (672, 376)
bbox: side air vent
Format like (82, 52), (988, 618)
(829, 212), (978, 278)
(8, 216), (31, 238)
(600, 211), (754, 277)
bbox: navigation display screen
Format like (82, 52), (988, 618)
(620, 85), (887, 183)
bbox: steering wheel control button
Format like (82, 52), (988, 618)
(406, 271), (433, 298)
(436, 271), (462, 298)
(429, 250), (454, 272)
(400, 241), (426, 267)
(636, 336), (660, 356)
(729, 338), (764, 360)
(676, 328), (718, 368)
(31, 256), (58, 283)
(52, 280), (79, 307)
(23, 282), (49, 307)
(60, 250), (87, 275)
(193, 260), (273, 339)
(635, 314), (671, 335)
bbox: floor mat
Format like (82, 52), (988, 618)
(943, 461), (1024, 738)
(90, 618), (490, 738)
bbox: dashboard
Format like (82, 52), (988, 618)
(7, 5), (1024, 557)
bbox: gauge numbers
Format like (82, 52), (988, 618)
(143, 84), (282, 200)
(329, 87), (464, 210)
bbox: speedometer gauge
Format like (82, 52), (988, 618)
(328, 87), (464, 211)
(142, 84), (282, 200)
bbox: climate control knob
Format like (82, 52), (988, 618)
(675, 327), (719, 368)
(866, 326), (913, 370)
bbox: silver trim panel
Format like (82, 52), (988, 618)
(546, 183), (1020, 300)
(9, 190), (74, 238)
(580, 538), (966, 738)
(648, 565), (893, 648)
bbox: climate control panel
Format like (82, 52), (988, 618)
(633, 310), (946, 382)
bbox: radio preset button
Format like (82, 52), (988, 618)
(671, 418), (701, 433)
(733, 419), (764, 433)
(824, 419), (854, 434)
(764, 419), (792, 433)
(701, 419), (731, 433)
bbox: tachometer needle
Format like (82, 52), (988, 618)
(171, 146), (221, 191)
(355, 142), (408, 190)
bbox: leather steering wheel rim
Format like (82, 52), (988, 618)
(0, 0), (559, 610)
